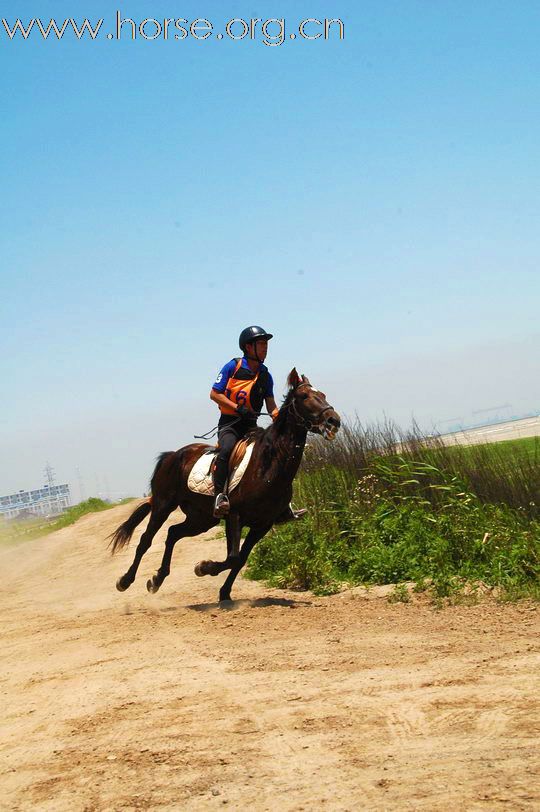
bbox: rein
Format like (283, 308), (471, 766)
(194, 388), (334, 440)
(194, 412), (273, 440)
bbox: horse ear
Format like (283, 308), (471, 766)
(287, 368), (300, 389)
(301, 374), (311, 386)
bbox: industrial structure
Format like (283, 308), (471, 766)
(0, 464), (71, 520)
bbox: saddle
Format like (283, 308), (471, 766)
(228, 438), (250, 474)
(187, 439), (255, 497)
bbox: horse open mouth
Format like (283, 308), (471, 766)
(321, 419), (340, 440)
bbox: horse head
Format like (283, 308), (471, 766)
(286, 368), (341, 440)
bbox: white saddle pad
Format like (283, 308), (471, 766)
(187, 443), (255, 496)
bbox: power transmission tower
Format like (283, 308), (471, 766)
(103, 475), (111, 502)
(44, 462), (55, 488)
(44, 462), (56, 514)
(76, 468), (86, 503)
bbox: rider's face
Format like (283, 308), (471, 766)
(246, 339), (268, 361)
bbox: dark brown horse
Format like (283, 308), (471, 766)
(109, 369), (340, 602)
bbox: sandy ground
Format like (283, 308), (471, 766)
(1, 502), (539, 812)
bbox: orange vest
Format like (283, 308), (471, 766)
(219, 358), (265, 415)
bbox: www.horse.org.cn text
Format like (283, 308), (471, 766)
(1, 14), (345, 47)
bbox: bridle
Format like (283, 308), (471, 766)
(288, 390), (335, 432)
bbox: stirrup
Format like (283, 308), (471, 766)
(275, 505), (308, 525)
(213, 493), (230, 518)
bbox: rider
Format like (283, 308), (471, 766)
(210, 326), (278, 517)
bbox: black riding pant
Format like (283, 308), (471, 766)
(213, 417), (255, 495)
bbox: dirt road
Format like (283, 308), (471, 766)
(1, 502), (538, 811)
(438, 416), (539, 446)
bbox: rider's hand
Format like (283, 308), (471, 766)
(236, 404), (252, 418)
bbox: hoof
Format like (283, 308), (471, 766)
(219, 592), (232, 603)
(195, 561), (209, 577)
(146, 576), (160, 594)
(116, 576), (131, 592)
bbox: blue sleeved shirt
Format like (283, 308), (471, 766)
(212, 358), (274, 398)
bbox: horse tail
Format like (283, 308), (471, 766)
(108, 500), (152, 554)
(108, 451), (176, 554)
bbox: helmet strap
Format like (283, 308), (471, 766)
(245, 342), (261, 364)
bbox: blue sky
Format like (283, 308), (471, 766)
(1, 1), (539, 499)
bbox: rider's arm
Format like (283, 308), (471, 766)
(265, 396), (279, 421)
(210, 389), (243, 413)
(264, 370), (279, 421)
(211, 360), (243, 413)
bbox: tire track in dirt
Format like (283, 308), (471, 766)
(1, 501), (539, 811)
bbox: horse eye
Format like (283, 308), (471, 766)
(301, 393), (309, 400)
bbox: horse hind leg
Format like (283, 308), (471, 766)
(147, 515), (213, 594)
(116, 504), (172, 592)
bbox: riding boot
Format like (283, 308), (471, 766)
(213, 460), (230, 518)
(213, 492), (230, 518)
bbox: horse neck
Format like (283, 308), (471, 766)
(268, 408), (307, 479)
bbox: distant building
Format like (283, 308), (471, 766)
(0, 484), (71, 520)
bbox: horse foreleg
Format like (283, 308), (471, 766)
(226, 513), (241, 558)
(116, 505), (171, 591)
(219, 524), (272, 602)
(194, 513), (242, 578)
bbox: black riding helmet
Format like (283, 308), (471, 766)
(239, 325), (273, 351)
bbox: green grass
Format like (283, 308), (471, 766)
(466, 436), (539, 461)
(423, 436), (540, 513)
(0, 497), (134, 548)
(246, 425), (540, 602)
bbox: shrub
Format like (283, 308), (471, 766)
(246, 425), (539, 599)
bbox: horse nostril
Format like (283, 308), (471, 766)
(328, 416), (340, 428)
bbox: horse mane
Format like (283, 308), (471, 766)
(255, 384), (296, 471)
(274, 386), (295, 429)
